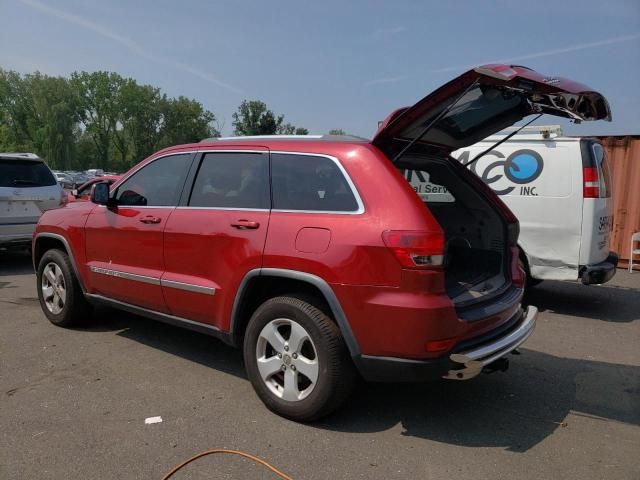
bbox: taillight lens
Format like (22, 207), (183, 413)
(382, 230), (445, 269)
(510, 247), (525, 288)
(583, 166), (600, 198)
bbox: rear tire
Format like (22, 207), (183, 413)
(243, 296), (356, 421)
(36, 249), (91, 327)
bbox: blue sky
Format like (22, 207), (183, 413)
(1, 0), (639, 137)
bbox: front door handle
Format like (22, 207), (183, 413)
(231, 220), (260, 230)
(139, 215), (162, 224)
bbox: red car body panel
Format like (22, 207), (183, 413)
(84, 204), (169, 312)
(163, 207), (270, 328)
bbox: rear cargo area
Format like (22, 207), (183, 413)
(398, 156), (509, 306)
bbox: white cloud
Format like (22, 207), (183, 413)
(18, 0), (243, 93)
(433, 32), (640, 73)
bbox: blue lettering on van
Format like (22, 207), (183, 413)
(458, 149), (544, 195)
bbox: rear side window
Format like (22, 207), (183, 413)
(0, 160), (56, 188)
(189, 152), (269, 209)
(592, 143), (612, 198)
(116, 154), (192, 206)
(271, 154), (359, 212)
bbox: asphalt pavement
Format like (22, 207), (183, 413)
(1, 250), (638, 479)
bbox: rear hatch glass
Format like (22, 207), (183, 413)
(0, 160), (57, 188)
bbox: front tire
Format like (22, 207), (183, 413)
(37, 249), (91, 327)
(243, 296), (356, 421)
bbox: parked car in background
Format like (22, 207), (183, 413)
(1, 153), (66, 249)
(53, 172), (75, 190)
(69, 171), (89, 187)
(33, 64), (610, 421)
(86, 168), (104, 178)
(68, 175), (120, 202)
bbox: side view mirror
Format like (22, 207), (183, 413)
(91, 182), (112, 206)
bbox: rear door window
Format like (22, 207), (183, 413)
(592, 143), (612, 198)
(115, 154), (192, 206)
(271, 153), (360, 212)
(0, 160), (56, 188)
(188, 152), (270, 209)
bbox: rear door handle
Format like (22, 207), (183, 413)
(231, 220), (260, 230)
(139, 215), (162, 224)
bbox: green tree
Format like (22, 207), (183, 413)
(116, 80), (163, 164)
(0, 69), (81, 169)
(232, 100), (306, 136)
(158, 96), (219, 147)
(0, 68), (221, 170)
(71, 71), (126, 170)
(328, 129), (346, 136)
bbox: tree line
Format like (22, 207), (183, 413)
(0, 69), (345, 172)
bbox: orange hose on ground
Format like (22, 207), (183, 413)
(161, 448), (294, 480)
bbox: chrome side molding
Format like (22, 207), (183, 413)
(90, 266), (215, 296)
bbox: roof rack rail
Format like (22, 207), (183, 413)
(200, 135), (324, 142)
(199, 134), (370, 143)
(498, 125), (564, 138)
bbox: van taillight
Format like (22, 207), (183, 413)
(583, 167), (600, 198)
(382, 230), (445, 269)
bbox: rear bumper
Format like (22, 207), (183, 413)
(0, 223), (36, 247)
(443, 306), (537, 380)
(580, 251), (618, 285)
(355, 305), (538, 382)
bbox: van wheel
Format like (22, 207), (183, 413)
(243, 296), (356, 421)
(37, 249), (91, 327)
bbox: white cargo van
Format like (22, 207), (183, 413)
(403, 125), (618, 287)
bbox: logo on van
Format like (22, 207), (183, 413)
(504, 150), (544, 184)
(458, 148), (544, 195)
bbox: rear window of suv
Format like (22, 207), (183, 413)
(0, 159), (57, 188)
(271, 153), (359, 212)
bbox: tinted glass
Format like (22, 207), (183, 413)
(189, 152), (269, 209)
(0, 160), (56, 188)
(271, 154), (358, 212)
(116, 154), (191, 206)
(400, 85), (525, 150)
(593, 143), (612, 198)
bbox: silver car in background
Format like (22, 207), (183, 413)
(0, 153), (66, 249)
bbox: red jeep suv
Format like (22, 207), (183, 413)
(33, 65), (611, 421)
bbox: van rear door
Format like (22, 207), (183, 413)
(579, 139), (614, 267)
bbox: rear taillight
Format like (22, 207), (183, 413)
(583, 166), (600, 198)
(510, 247), (525, 288)
(382, 230), (445, 269)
